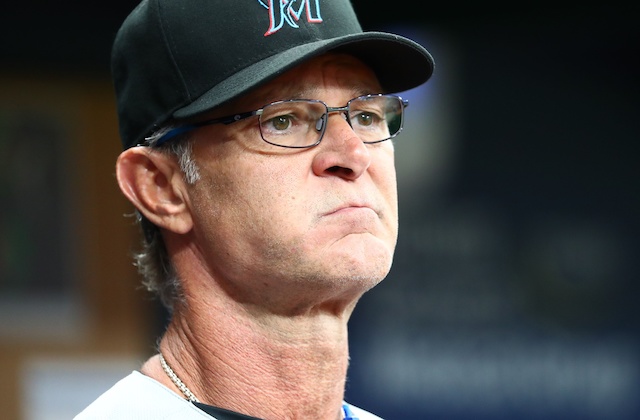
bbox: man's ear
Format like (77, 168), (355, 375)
(116, 147), (193, 235)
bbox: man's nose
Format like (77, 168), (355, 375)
(310, 112), (371, 180)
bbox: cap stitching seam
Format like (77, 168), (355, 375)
(155, 0), (192, 104)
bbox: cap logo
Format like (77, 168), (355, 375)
(257, 0), (323, 36)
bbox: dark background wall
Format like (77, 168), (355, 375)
(2, 1), (638, 419)
(348, 4), (639, 420)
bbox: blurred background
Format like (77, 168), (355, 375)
(1, 1), (638, 419)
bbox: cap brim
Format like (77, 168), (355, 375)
(173, 32), (434, 120)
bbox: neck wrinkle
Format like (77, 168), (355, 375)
(160, 294), (351, 420)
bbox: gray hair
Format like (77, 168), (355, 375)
(133, 127), (200, 311)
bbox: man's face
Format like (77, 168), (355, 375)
(182, 53), (399, 312)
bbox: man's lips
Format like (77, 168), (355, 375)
(323, 203), (378, 218)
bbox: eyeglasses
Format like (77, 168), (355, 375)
(154, 94), (409, 148)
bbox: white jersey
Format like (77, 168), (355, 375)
(74, 371), (383, 419)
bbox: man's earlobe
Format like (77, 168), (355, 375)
(115, 147), (193, 234)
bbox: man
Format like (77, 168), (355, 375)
(75, 0), (433, 418)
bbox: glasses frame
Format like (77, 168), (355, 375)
(153, 94), (409, 148)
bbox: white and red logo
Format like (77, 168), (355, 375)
(257, 0), (323, 36)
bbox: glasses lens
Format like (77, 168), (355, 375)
(259, 100), (327, 148)
(348, 95), (404, 143)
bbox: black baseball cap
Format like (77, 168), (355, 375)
(112, 0), (435, 149)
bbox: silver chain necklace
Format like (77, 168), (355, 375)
(159, 352), (201, 403)
(159, 352), (353, 419)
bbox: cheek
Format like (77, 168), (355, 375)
(373, 149), (399, 224)
(189, 158), (309, 254)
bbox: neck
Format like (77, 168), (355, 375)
(148, 295), (352, 420)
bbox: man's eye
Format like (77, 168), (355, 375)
(269, 115), (292, 130)
(353, 111), (383, 127)
(357, 112), (374, 126)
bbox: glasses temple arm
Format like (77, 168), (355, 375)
(154, 110), (258, 146)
